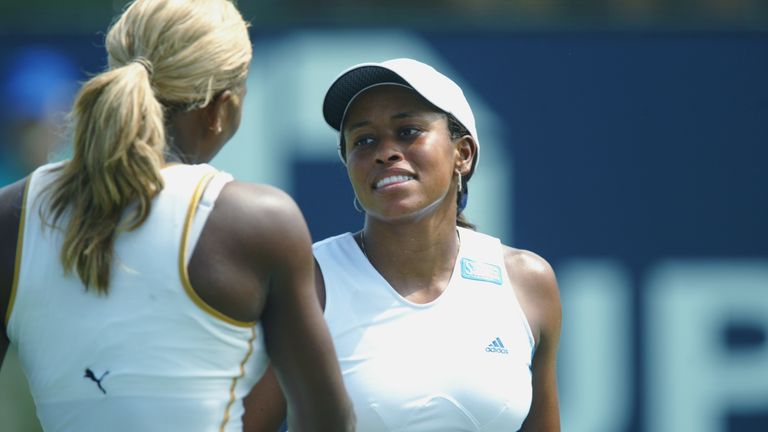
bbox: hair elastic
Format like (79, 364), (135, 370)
(132, 57), (154, 77)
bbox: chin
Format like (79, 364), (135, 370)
(368, 198), (445, 223)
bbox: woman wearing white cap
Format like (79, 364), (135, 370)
(0, 1), (353, 430)
(246, 58), (561, 431)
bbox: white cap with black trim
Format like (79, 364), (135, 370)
(322, 58), (480, 180)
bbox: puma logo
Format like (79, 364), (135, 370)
(84, 368), (109, 394)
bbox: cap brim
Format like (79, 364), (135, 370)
(322, 64), (409, 131)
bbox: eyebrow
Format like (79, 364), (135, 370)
(346, 112), (419, 132)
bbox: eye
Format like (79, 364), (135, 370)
(352, 136), (375, 148)
(398, 127), (422, 139)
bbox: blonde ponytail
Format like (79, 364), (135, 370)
(47, 60), (165, 292)
(44, 0), (252, 293)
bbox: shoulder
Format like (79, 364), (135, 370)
(212, 181), (310, 265)
(218, 181), (304, 229)
(312, 232), (350, 253)
(502, 245), (561, 345)
(502, 246), (558, 294)
(311, 232), (352, 311)
(0, 178), (28, 222)
(1, 178), (29, 324)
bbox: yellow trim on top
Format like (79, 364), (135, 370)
(179, 171), (257, 328)
(219, 326), (257, 432)
(5, 178), (32, 327)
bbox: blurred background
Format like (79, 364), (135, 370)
(1, 1), (767, 431)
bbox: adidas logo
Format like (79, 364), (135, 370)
(485, 337), (509, 354)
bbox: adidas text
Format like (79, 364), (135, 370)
(485, 337), (509, 354)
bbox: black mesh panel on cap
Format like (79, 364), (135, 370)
(323, 66), (409, 130)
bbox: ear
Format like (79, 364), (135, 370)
(454, 135), (476, 176)
(205, 89), (234, 134)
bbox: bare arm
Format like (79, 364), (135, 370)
(505, 247), (562, 432)
(0, 178), (27, 367)
(257, 191), (353, 431)
(243, 261), (328, 432)
(196, 182), (352, 431)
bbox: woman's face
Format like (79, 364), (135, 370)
(342, 85), (459, 222)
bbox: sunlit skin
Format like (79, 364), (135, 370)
(341, 85), (475, 304)
(166, 86), (245, 164)
(343, 85), (462, 224)
(338, 85), (561, 431)
(0, 83), (355, 432)
(241, 83), (560, 432)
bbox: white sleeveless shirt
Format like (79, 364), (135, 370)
(314, 227), (535, 431)
(6, 162), (268, 432)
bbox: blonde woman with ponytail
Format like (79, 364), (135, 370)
(0, 0), (354, 431)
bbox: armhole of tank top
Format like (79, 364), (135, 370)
(178, 172), (256, 328)
(497, 239), (537, 353)
(4, 177), (32, 328)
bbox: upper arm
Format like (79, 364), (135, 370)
(243, 262), (329, 432)
(227, 182), (352, 431)
(504, 247), (562, 432)
(0, 178), (28, 365)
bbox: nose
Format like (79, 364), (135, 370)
(374, 136), (403, 164)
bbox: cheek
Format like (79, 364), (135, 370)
(346, 162), (368, 194)
(411, 141), (453, 171)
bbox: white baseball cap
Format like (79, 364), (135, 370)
(322, 58), (479, 180)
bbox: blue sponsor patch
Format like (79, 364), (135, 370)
(460, 258), (502, 285)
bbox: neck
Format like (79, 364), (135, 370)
(165, 107), (209, 165)
(163, 139), (191, 165)
(361, 216), (460, 302)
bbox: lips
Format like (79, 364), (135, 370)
(374, 174), (415, 190)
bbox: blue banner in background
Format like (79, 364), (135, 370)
(424, 33), (768, 432)
(1, 30), (766, 432)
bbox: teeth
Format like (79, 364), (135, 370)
(376, 175), (413, 189)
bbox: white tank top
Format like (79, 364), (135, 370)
(6, 162), (268, 432)
(314, 227), (535, 431)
